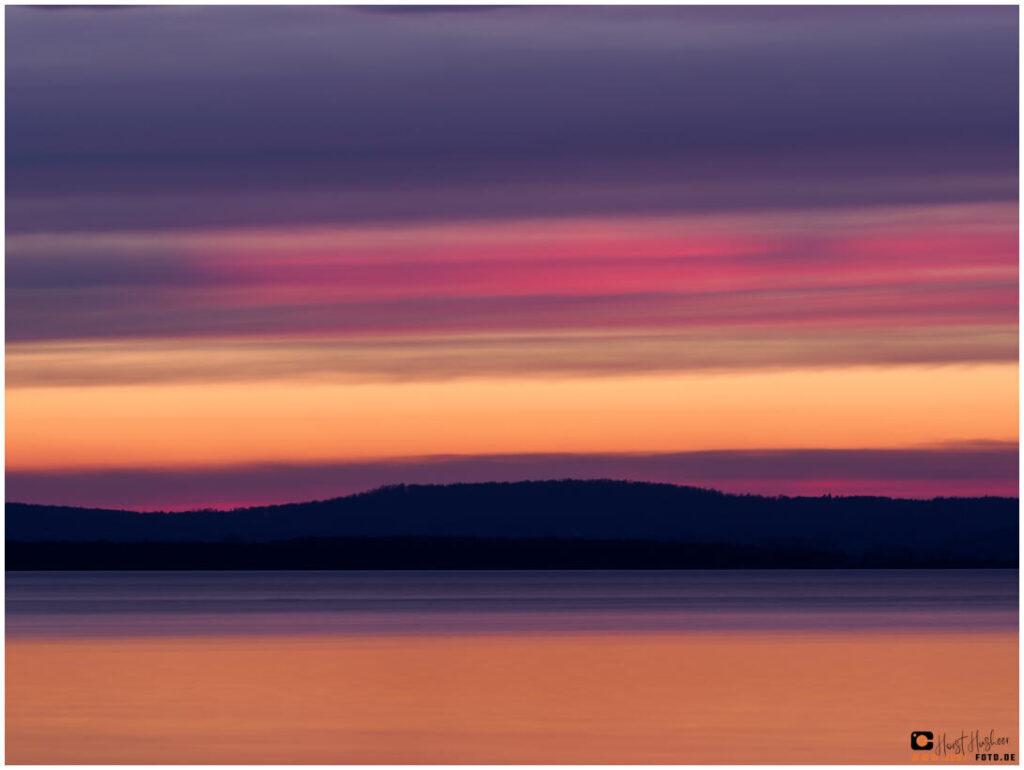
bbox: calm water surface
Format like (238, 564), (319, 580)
(6, 569), (1018, 763)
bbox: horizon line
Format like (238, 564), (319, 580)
(7, 477), (1020, 516)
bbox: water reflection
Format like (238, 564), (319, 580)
(6, 570), (1018, 763)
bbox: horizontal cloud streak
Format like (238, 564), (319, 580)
(8, 157), (1015, 235)
(9, 366), (1016, 472)
(7, 326), (1017, 388)
(7, 444), (1017, 512)
(7, 6), (1016, 232)
(6, 205), (1017, 349)
(9, 284), (1017, 345)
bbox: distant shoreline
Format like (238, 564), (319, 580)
(7, 536), (1018, 571)
(8, 480), (1018, 570)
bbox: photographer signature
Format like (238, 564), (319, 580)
(930, 730), (1012, 757)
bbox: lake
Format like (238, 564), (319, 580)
(6, 569), (1018, 763)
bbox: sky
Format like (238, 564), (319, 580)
(5, 5), (1019, 510)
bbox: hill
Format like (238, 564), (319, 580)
(6, 480), (1018, 569)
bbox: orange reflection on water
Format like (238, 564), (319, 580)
(6, 631), (1018, 764)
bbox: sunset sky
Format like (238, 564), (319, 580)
(6, 5), (1018, 510)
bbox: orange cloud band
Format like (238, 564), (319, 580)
(7, 363), (1017, 472)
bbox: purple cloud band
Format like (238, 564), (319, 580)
(8, 444), (1017, 512)
(7, 6), (1016, 233)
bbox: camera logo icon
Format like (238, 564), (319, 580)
(911, 731), (934, 750)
